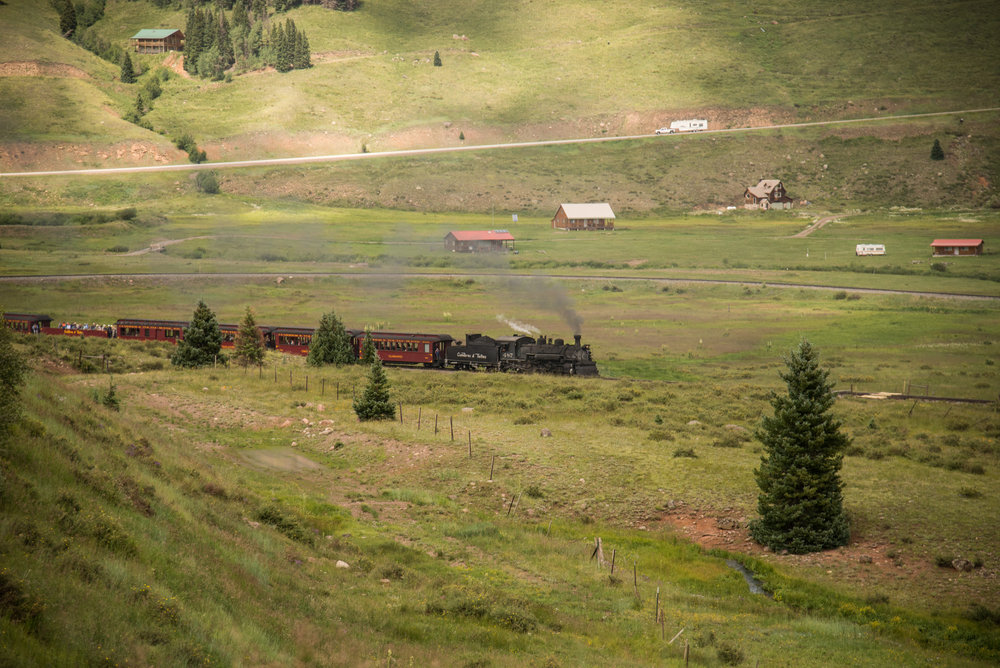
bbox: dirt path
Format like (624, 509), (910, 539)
(123, 236), (215, 256)
(792, 215), (841, 238)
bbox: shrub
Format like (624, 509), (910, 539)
(105, 245), (128, 253)
(833, 291), (848, 300)
(195, 171), (219, 194)
(433, 51), (442, 66)
(931, 262), (948, 272)
(673, 447), (697, 458)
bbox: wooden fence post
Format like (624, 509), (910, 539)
(610, 549), (616, 575)
(468, 431), (472, 458)
(434, 414), (438, 435)
(398, 402), (403, 423)
(321, 378), (325, 395)
(417, 407), (421, 430)
(489, 455), (495, 481)
(450, 415), (454, 441)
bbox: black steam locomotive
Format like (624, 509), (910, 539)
(446, 333), (598, 376)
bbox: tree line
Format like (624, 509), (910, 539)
(184, 2), (311, 78)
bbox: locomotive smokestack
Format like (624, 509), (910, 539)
(574, 334), (581, 347)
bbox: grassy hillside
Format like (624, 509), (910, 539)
(2, 0), (999, 164)
(1, 331), (998, 665)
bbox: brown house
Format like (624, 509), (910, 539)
(930, 239), (984, 256)
(744, 179), (793, 210)
(551, 203), (615, 231)
(444, 230), (515, 253)
(131, 29), (185, 54)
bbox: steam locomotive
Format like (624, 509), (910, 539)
(447, 333), (598, 376)
(4, 313), (599, 376)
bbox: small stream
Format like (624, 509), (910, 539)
(726, 559), (774, 598)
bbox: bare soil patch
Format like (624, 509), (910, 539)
(0, 61), (90, 79)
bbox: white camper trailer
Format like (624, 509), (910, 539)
(669, 119), (708, 133)
(855, 244), (886, 256)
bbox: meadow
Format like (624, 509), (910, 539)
(2, 0), (999, 663)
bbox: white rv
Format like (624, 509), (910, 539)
(855, 244), (886, 256)
(668, 119), (708, 133)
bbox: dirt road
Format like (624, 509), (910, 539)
(2, 107), (998, 178)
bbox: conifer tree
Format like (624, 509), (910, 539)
(0, 315), (29, 439)
(306, 312), (354, 367)
(217, 12), (235, 71)
(353, 356), (395, 421)
(360, 330), (377, 366)
(750, 340), (850, 554)
(930, 139), (945, 161)
(171, 300), (226, 368)
(184, 8), (202, 73)
(233, 307), (265, 367)
(57, 0), (77, 38)
(120, 51), (136, 84)
(433, 50), (442, 66)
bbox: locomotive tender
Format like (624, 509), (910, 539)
(4, 313), (598, 376)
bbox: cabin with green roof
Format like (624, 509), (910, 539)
(131, 29), (185, 54)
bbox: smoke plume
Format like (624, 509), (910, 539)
(496, 314), (540, 336)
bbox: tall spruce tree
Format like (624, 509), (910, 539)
(353, 356), (395, 421)
(0, 315), (29, 439)
(931, 139), (945, 161)
(171, 300), (226, 368)
(360, 330), (377, 366)
(750, 340), (850, 554)
(57, 0), (77, 38)
(306, 312), (354, 367)
(232, 306), (265, 367)
(120, 51), (136, 83)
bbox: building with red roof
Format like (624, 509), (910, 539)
(930, 239), (984, 256)
(444, 230), (515, 253)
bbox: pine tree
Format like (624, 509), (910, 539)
(360, 330), (377, 366)
(353, 356), (395, 421)
(433, 50), (442, 67)
(931, 139), (945, 161)
(294, 31), (311, 70)
(306, 312), (354, 367)
(217, 12), (234, 70)
(184, 8), (202, 73)
(750, 341), (850, 554)
(57, 0), (77, 38)
(171, 300), (226, 368)
(275, 20), (294, 72)
(0, 315), (29, 439)
(233, 307), (265, 367)
(120, 51), (136, 84)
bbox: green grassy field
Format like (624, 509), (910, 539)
(2, 0), (999, 664)
(2, 325), (997, 665)
(2, 0), (999, 181)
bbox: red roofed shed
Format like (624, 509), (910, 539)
(445, 230), (515, 253)
(930, 239), (984, 256)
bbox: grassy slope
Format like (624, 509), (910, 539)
(3, 0), (1000, 144)
(0, 0), (151, 145)
(1, 341), (997, 665)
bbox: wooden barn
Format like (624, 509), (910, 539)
(444, 230), (515, 253)
(551, 203), (616, 231)
(930, 239), (984, 256)
(744, 179), (793, 210)
(131, 29), (185, 54)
